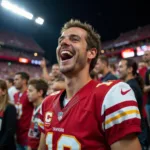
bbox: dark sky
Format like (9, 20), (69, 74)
(0, 0), (150, 64)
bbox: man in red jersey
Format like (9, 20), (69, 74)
(38, 19), (142, 150)
(14, 72), (33, 150)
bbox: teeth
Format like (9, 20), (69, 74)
(61, 51), (73, 56)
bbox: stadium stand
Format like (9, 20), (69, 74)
(0, 62), (41, 79)
(0, 30), (44, 53)
(102, 24), (150, 50)
(101, 24), (150, 64)
(0, 30), (47, 79)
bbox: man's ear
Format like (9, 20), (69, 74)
(87, 48), (97, 59)
(38, 90), (44, 97)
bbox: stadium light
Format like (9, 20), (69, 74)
(19, 57), (29, 64)
(35, 17), (44, 25)
(1, 0), (33, 20)
(34, 52), (38, 56)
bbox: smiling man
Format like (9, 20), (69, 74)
(38, 19), (142, 150)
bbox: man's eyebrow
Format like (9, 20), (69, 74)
(58, 34), (81, 41)
(70, 34), (81, 38)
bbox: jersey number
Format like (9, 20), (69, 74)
(15, 104), (23, 119)
(46, 132), (81, 150)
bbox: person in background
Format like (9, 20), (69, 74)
(143, 50), (150, 125)
(138, 60), (148, 129)
(6, 78), (18, 103)
(14, 72), (33, 150)
(95, 55), (118, 82)
(51, 80), (66, 92)
(138, 60), (147, 79)
(0, 79), (17, 150)
(109, 63), (119, 78)
(40, 58), (61, 81)
(118, 58), (149, 150)
(90, 70), (99, 81)
(27, 79), (48, 150)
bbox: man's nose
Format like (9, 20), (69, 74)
(60, 37), (71, 47)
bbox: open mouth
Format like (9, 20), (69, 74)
(60, 50), (74, 61)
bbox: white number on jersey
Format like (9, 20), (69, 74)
(15, 104), (23, 119)
(46, 132), (81, 150)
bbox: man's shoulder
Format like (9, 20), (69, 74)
(94, 80), (131, 99)
(14, 91), (19, 97)
(95, 80), (121, 91)
(108, 73), (118, 80)
(10, 86), (17, 91)
(102, 72), (117, 82)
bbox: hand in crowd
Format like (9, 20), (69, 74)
(40, 58), (46, 68)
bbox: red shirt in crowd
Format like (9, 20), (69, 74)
(14, 91), (33, 146)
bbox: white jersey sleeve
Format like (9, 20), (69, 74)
(101, 82), (141, 145)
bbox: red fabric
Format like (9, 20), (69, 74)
(138, 66), (147, 79)
(0, 110), (4, 132)
(39, 80), (141, 150)
(106, 119), (141, 145)
(0, 111), (4, 117)
(14, 91), (33, 146)
(142, 94), (148, 118)
(104, 101), (138, 116)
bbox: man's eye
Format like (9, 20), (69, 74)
(72, 38), (79, 41)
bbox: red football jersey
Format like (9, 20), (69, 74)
(28, 105), (41, 149)
(14, 91), (33, 146)
(38, 80), (141, 150)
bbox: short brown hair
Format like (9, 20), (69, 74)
(15, 72), (30, 84)
(28, 79), (48, 98)
(98, 55), (109, 66)
(61, 19), (101, 72)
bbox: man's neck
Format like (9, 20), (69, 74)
(64, 68), (91, 100)
(125, 75), (134, 82)
(33, 97), (43, 108)
(20, 85), (27, 93)
(102, 68), (109, 76)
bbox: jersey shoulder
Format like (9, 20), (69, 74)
(14, 92), (19, 97)
(94, 80), (134, 104)
(42, 90), (62, 107)
(94, 80), (122, 93)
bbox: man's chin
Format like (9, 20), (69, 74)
(60, 66), (74, 75)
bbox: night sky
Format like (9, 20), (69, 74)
(0, 0), (150, 65)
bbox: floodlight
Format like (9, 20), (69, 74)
(35, 17), (44, 25)
(1, 0), (33, 20)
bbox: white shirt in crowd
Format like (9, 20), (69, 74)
(8, 86), (18, 103)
